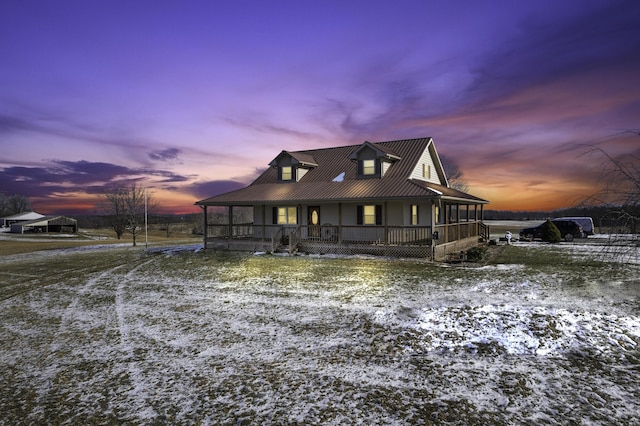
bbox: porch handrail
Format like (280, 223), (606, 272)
(434, 221), (482, 244)
(479, 222), (490, 241)
(289, 226), (301, 254)
(271, 227), (283, 252)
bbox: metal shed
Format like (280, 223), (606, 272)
(10, 216), (78, 234)
(1, 211), (46, 228)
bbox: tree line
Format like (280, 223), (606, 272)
(0, 193), (31, 217)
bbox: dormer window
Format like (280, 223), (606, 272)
(269, 150), (318, 183)
(349, 141), (400, 179)
(362, 159), (376, 176)
(281, 166), (293, 181)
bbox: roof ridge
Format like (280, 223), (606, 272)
(285, 137), (433, 155)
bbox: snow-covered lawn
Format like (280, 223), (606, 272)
(1, 244), (638, 424)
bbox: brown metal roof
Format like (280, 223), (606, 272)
(289, 152), (318, 166)
(196, 138), (488, 206)
(408, 179), (488, 203)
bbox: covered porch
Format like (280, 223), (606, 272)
(200, 202), (489, 260)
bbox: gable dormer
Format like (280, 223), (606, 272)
(348, 141), (401, 178)
(269, 150), (318, 182)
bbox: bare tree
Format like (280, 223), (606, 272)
(103, 187), (128, 239)
(124, 184), (149, 247)
(0, 193), (32, 216)
(103, 184), (153, 246)
(440, 155), (469, 192)
(582, 130), (640, 258)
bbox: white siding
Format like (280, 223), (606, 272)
(297, 168), (309, 181)
(253, 205), (265, 225)
(409, 148), (442, 184)
(254, 202), (434, 227)
(340, 204), (359, 226)
(303, 204), (341, 225)
(386, 202), (404, 226)
(381, 161), (391, 176)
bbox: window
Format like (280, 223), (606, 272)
(275, 207), (297, 224)
(281, 166), (293, 181)
(363, 205), (376, 225)
(357, 205), (382, 225)
(411, 205), (419, 225)
(362, 159), (376, 175)
(422, 164), (431, 179)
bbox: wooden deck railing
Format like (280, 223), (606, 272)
(206, 222), (484, 246)
(434, 222), (482, 244)
(205, 223), (484, 247)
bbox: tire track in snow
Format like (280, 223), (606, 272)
(115, 258), (158, 419)
(31, 262), (133, 420)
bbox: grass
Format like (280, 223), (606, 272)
(1, 240), (638, 424)
(0, 228), (200, 256)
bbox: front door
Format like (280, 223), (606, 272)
(308, 206), (320, 238)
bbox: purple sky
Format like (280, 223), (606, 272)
(1, 0), (639, 214)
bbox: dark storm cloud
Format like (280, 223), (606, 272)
(143, 169), (192, 183)
(149, 148), (182, 162)
(0, 105), (97, 140)
(189, 180), (247, 199)
(0, 113), (37, 134)
(0, 103), (171, 164)
(50, 160), (134, 184)
(0, 160), (191, 198)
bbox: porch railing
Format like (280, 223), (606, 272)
(207, 222), (485, 246)
(206, 223), (479, 247)
(206, 222), (484, 247)
(434, 222), (482, 244)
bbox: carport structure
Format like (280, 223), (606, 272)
(10, 216), (78, 234)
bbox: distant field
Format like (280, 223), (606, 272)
(0, 228), (201, 256)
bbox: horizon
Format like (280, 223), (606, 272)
(1, 1), (639, 215)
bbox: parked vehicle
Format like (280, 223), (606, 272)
(519, 220), (585, 242)
(553, 217), (594, 235)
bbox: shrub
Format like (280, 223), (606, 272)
(540, 220), (562, 243)
(466, 245), (487, 262)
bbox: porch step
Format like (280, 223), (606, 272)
(274, 245), (298, 255)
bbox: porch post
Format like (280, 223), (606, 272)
(446, 203), (450, 243)
(456, 203), (461, 241)
(431, 200), (437, 260)
(338, 203), (343, 244)
(474, 204), (478, 236)
(261, 205), (266, 241)
(383, 201), (388, 244)
(202, 205), (208, 249)
(465, 204), (470, 238)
